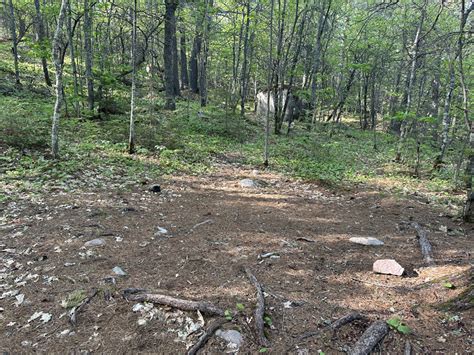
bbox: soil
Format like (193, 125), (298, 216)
(1, 162), (473, 354)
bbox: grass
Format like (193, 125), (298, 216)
(0, 41), (467, 213)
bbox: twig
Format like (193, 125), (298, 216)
(349, 320), (389, 355)
(244, 267), (270, 347)
(411, 222), (434, 265)
(186, 318), (228, 355)
(125, 292), (224, 316)
(69, 288), (98, 325)
(404, 340), (412, 355)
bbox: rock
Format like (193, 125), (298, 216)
(373, 259), (404, 276)
(239, 178), (259, 188)
(216, 329), (243, 348)
(155, 227), (168, 235)
(84, 238), (106, 247)
(148, 184), (161, 193)
(349, 237), (384, 246)
(112, 266), (127, 276)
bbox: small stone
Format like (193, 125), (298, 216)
(64, 262), (76, 267)
(437, 336), (446, 343)
(373, 259), (404, 276)
(349, 237), (384, 246)
(155, 227), (168, 235)
(216, 329), (243, 348)
(84, 238), (106, 247)
(239, 179), (258, 188)
(148, 184), (161, 193)
(132, 303), (144, 312)
(112, 266), (127, 276)
(137, 318), (147, 326)
(21, 341), (32, 347)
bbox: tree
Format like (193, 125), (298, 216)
(51, 0), (69, 158)
(164, 0), (179, 110)
(7, 0), (20, 85)
(129, 0), (138, 154)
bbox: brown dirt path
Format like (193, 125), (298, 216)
(1, 163), (472, 353)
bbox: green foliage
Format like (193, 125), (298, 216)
(224, 309), (233, 321)
(387, 317), (411, 335)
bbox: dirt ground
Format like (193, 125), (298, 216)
(1, 162), (473, 354)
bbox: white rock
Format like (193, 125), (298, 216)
(132, 303), (144, 312)
(239, 179), (258, 188)
(14, 294), (24, 306)
(349, 237), (384, 246)
(84, 238), (106, 247)
(216, 329), (243, 348)
(155, 227), (168, 235)
(373, 259), (404, 276)
(112, 266), (127, 276)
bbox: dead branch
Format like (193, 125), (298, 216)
(186, 318), (228, 355)
(330, 312), (365, 330)
(244, 267), (270, 348)
(350, 320), (389, 355)
(69, 288), (98, 325)
(404, 340), (412, 355)
(125, 292), (224, 316)
(411, 222), (434, 265)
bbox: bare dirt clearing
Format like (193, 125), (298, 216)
(1, 163), (472, 353)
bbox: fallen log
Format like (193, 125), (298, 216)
(125, 293), (224, 316)
(69, 288), (98, 325)
(330, 312), (365, 330)
(349, 320), (389, 355)
(244, 267), (270, 347)
(186, 318), (228, 355)
(411, 222), (434, 265)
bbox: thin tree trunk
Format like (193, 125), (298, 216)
(51, 0), (68, 158)
(179, 26), (189, 89)
(164, 0), (178, 109)
(434, 63), (455, 168)
(199, 0), (211, 107)
(66, 0), (80, 116)
(239, 0), (251, 117)
(34, 0), (52, 87)
(264, 0), (274, 166)
(7, 0), (20, 85)
(129, 0), (137, 154)
(84, 0), (94, 112)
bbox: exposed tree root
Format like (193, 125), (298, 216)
(186, 318), (228, 355)
(349, 320), (389, 355)
(124, 292), (224, 316)
(330, 312), (365, 330)
(244, 267), (270, 347)
(411, 222), (434, 265)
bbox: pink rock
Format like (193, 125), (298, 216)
(373, 259), (404, 276)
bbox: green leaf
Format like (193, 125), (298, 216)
(264, 315), (272, 326)
(443, 282), (455, 289)
(387, 317), (401, 328)
(259, 348), (268, 353)
(224, 309), (233, 320)
(236, 303), (245, 311)
(397, 324), (412, 335)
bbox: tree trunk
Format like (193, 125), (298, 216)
(264, 0), (274, 166)
(199, 0), (211, 107)
(7, 0), (20, 85)
(51, 0), (68, 159)
(129, 0), (137, 153)
(83, 0), (94, 112)
(66, 0), (80, 116)
(34, 0), (52, 87)
(239, 0), (251, 117)
(179, 27), (189, 89)
(434, 63), (455, 168)
(164, 0), (179, 110)
(189, 35), (201, 94)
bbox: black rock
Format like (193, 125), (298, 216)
(148, 184), (161, 193)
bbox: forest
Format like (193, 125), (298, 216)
(0, 0), (473, 353)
